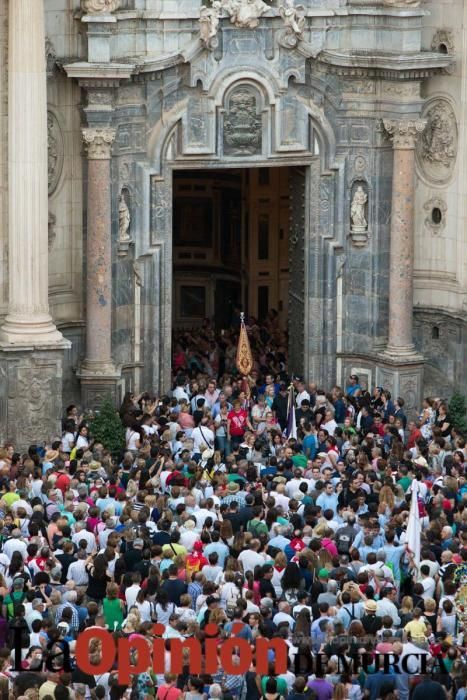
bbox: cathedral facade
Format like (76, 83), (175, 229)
(0, 0), (465, 445)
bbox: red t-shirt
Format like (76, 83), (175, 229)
(228, 409), (248, 436)
(55, 472), (71, 495)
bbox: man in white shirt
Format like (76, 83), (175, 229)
(376, 587), (401, 626)
(125, 574), (142, 609)
(273, 602), (296, 630)
(3, 529), (28, 560)
(419, 564), (436, 599)
(67, 552), (89, 587)
(191, 419), (215, 458)
(71, 522), (96, 554)
(295, 381), (310, 409)
(179, 520), (199, 551)
(238, 541), (265, 574)
(321, 410), (338, 437)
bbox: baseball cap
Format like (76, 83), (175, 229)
(318, 568), (329, 579)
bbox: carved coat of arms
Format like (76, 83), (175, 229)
(223, 89), (262, 155)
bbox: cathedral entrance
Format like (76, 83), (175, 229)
(172, 166), (293, 332)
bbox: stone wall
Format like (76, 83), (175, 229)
(413, 0), (467, 396)
(0, 2), (7, 320)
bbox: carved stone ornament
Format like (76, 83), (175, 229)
(423, 197), (447, 236)
(383, 119), (426, 149)
(48, 112), (64, 195)
(431, 29), (454, 54)
(48, 212), (57, 251)
(82, 128), (116, 159)
(416, 99), (458, 185)
(45, 37), (57, 78)
(383, 0), (420, 6)
(221, 0), (269, 29)
(81, 0), (120, 13)
(278, 0), (306, 46)
(200, 2), (222, 49)
(223, 87), (262, 156)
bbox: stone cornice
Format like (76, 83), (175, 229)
(317, 50), (453, 79)
(383, 118), (426, 149)
(82, 127), (116, 159)
(64, 62), (135, 81)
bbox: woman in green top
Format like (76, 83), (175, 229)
(102, 582), (124, 631)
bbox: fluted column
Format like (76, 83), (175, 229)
(1, 0), (64, 345)
(383, 119), (426, 356)
(81, 128), (117, 374)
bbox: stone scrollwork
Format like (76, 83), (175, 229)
(416, 99), (457, 185)
(81, 0), (120, 13)
(82, 128), (117, 160)
(47, 112), (64, 195)
(223, 0), (269, 29)
(383, 119), (426, 150)
(223, 87), (262, 156)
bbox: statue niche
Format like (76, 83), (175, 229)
(223, 86), (262, 156)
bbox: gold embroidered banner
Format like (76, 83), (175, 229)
(236, 314), (253, 376)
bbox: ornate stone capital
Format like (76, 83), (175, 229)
(82, 128), (116, 159)
(81, 0), (120, 14)
(383, 119), (426, 149)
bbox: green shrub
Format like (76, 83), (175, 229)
(89, 397), (126, 455)
(449, 391), (467, 435)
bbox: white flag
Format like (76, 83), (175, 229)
(407, 480), (421, 566)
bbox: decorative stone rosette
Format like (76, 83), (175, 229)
(81, 0), (120, 14)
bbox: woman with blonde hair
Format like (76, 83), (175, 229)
(399, 596), (414, 626)
(317, 547), (333, 571)
(379, 485), (395, 512)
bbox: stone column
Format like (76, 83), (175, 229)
(81, 127), (116, 373)
(78, 127), (120, 407)
(383, 119), (426, 356)
(0, 0), (64, 345)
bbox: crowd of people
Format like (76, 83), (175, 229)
(0, 314), (465, 700)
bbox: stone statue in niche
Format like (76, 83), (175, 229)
(118, 192), (132, 256)
(224, 88), (262, 156)
(350, 186), (368, 247)
(119, 194), (131, 242)
(222, 0), (269, 29)
(279, 0), (305, 40)
(351, 187), (367, 229)
(200, 2), (222, 48)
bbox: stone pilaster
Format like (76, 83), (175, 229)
(77, 127), (120, 410)
(383, 118), (426, 356)
(0, 0), (66, 347)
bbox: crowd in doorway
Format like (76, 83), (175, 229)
(0, 314), (464, 700)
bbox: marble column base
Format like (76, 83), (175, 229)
(0, 345), (66, 451)
(77, 362), (122, 411)
(375, 352), (424, 418)
(0, 314), (68, 346)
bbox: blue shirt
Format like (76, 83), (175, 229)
(346, 383), (362, 396)
(316, 492), (339, 514)
(203, 542), (230, 568)
(303, 434), (318, 459)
